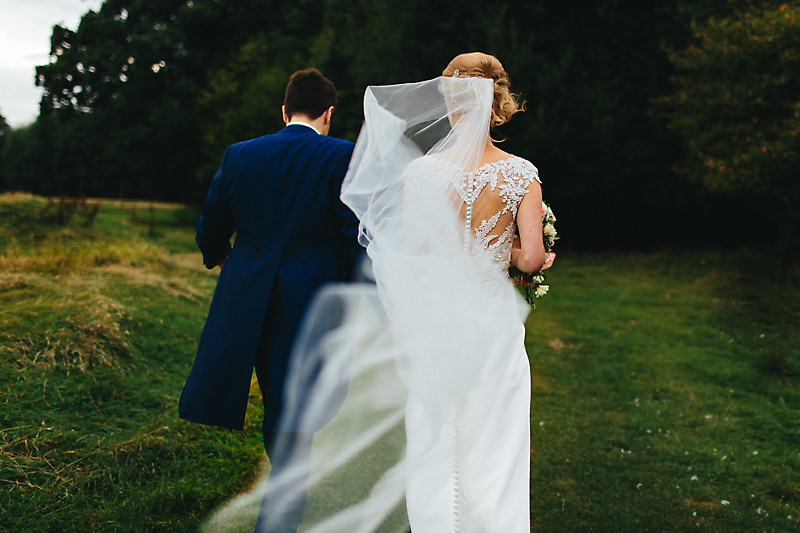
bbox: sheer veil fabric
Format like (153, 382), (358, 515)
(203, 77), (532, 532)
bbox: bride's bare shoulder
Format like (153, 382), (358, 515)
(490, 145), (514, 160)
(480, 145), (526, 167)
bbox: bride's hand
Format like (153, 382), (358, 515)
(542, 252), (556, 270)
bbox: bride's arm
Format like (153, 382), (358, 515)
(511, 179), (546, 273)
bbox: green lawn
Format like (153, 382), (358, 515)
(0, 194), (265, 532)
(1, 193), (798, 532)
(527, 252), (799, 532)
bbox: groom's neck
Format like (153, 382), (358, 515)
(285, 113), (328, 136)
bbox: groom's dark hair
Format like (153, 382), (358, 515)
(284, 69), (338, 120)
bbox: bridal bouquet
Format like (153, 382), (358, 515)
(510, 201), (558, 306)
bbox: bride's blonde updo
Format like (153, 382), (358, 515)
(442, 52), (524, 127)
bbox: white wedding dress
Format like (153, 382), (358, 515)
(202, 77), (537, 533)
(402, 155), (538, 533)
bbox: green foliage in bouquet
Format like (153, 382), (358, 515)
(510, 201), (558, 306)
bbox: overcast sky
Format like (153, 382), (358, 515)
(0, 0), (103, 127)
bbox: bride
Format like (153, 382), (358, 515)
(394, 52), (548, 532)
(203, 52), (549, 533)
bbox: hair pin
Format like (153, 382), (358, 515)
(452, 69), (460, 77)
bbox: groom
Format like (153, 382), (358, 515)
(179, 69), (359, 530)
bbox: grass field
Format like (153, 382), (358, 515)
(0, 194), (265, 531)
(1, 193), (798, 532)
(528, 251), (800, 531)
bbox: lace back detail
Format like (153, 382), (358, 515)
(456, 156), (540, 272)
(407, 155), (539, 276)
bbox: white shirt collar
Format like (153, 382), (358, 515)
(286, 121), (320, 135)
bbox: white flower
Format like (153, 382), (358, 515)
(535, 284), (549, 298)
(533, 274), (545, 284)
(721, 500), (730, 506)
(544, 223), (557, 236)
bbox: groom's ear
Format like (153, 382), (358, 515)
(324, 106), (334, 124)
(282, 105), (289, 124)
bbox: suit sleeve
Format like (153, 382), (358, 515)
(196, 148), (235, 269)
(334, 144), (364, 279)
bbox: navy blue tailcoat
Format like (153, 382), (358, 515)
(178, 125), (359, 431)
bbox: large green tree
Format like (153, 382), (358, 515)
(33, 0), (315, 200)
(661, 2), (800, 265)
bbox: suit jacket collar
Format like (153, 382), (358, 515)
(280, 124), (321, 136)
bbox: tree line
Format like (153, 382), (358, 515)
(0, 0), (797, 255)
